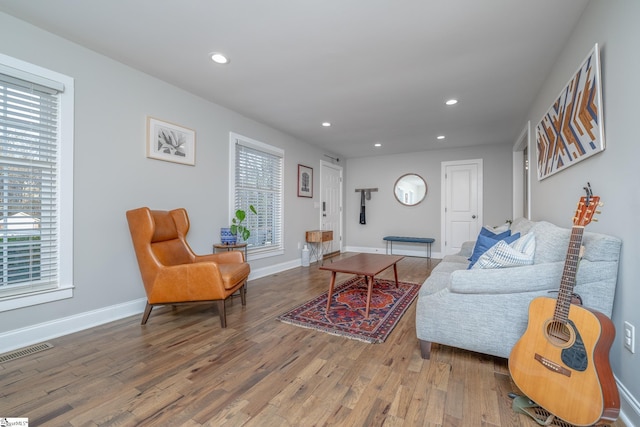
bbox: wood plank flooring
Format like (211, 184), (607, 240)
(0, 253), (625, 426)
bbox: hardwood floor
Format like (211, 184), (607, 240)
(0, 254), (625, 426)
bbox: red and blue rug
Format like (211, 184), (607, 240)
(276, 276), (421, 343)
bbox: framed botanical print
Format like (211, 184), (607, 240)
(146, 116), (195, 165)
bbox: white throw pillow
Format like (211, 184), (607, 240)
(472, 233), (536, 269)
(485, 222), (511, 234)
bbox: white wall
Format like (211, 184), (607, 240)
(344, 143), (513, 256)
(0, 12), (333, 348)
(525, 0), (640, 424)
(2, 2), (638, 423)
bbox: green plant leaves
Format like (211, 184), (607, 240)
(230, 205), (256, 241)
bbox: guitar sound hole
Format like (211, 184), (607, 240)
(545, 320), (573, 346)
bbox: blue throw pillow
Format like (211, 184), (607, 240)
(468, 231), (521, 268)
(469, 227), (512, 263)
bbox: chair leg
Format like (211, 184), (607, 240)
(240, 282), (247, 306)
(141, 303), (153, 325)
(217, 300), (227, 328)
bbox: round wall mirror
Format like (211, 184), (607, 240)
(394, 173), (427, 206)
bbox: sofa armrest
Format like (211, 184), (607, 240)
(449, 262), (564, 294)
(456, 241), (476, 258)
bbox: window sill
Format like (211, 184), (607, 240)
(0, 285), (74, 313)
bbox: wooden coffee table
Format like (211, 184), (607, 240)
(320, 253), (404, 318)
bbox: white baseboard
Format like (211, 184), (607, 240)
(0, 298), (147, 354)
(344, 245), (442, 259)
(248, 258), (301, 281)
(618, 376), (640, 427)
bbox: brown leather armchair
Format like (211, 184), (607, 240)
(126, 207), (250, 328)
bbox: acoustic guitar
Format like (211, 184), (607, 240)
(508, 185), (619, 426)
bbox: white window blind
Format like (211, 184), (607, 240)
(233, 136), (283, 256)
(0, 70), (61, 296)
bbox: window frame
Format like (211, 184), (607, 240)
(0, 53), (74, 312)
(229, 132), (284, 260)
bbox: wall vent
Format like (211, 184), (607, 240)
(0, 342), (54, 363)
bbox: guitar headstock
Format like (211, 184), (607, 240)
(573, 183), (602, 227)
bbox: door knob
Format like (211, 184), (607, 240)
(472, 215), (477, 219)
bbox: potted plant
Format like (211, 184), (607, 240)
(230, 205), (257, 242)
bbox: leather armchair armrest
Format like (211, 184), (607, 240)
(196, 250), (245, 264)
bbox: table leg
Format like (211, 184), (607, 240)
(325, 271), (337, 313)
(365, 275), (373, 318)
(393, 262), (399, 288)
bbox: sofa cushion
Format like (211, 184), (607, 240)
(468, 231), (521, 268)
(529, 221), (571, 263)
(510, 217), (535, 235)
(472, 232), (535, 269)
(441, 254), (471, 264)
(434, 261), (469, 275)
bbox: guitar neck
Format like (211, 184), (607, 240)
(554, 226), (585, 322)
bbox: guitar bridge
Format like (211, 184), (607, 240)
(534, 353), (571, 377)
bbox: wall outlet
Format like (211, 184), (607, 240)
(297, 242), (301, 250)
(624, 321), (635, 354)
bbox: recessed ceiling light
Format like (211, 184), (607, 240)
(374, 143), (382, 147)
(210, 53), (229, 64)
(445, 99), (458, 106)
(322, 122), (331, 127)
(437, 135), (446, 140)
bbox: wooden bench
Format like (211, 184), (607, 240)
(383, 236), (435, 258)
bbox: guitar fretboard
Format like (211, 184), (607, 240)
(554, 226), (584, 322)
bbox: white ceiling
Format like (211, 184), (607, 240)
(0, 0), (588, 159)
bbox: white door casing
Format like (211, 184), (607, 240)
(441, 159), (483, 255)
(320, 161), (343, 255)
(512, 121), (531, 220)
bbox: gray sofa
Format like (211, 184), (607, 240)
(416, 217), (622, 359)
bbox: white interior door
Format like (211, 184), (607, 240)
(320, 161), (343, 254)
(441, 159), (483, 255)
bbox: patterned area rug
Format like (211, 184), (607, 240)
(276, 276), (421, 343)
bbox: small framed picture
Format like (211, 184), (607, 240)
(297, 164), (313, 198)
(146, 116), (195, 165)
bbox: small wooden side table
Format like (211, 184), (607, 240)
(305, 230), (333, 265)
(213, 242), (248, 261)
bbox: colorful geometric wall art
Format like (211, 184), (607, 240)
(536, 44), (605, 180)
